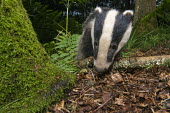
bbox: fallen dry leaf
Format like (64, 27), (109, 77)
(102, 92), (112, 103)
(115, 98), (125, 106)
(48, 55), (170, 113)
(110, 72), (123, 83)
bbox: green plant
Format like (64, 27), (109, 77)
(57, 18), (82, 34)
(125, 29), (138, 50)
(50, 0), (82, 73)
(51, 31), (80, 73)
(59, 0), (84, 34)
(125, 26), (170, 51)
(162, 59), (170, 67)
(0, 1), (75, 112)
(121, 25), (170, 58)
(156, 0), (170, 25)
(23, 0), (62, 43)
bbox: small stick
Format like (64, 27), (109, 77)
(92, 97), (113, 113)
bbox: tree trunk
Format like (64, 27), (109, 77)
(0, 0), (75, 112)
(133, 0), (158, 36)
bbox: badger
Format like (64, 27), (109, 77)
(77, 7), (133, 73)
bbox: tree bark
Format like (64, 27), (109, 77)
(0, 0), (75, 112)
(133, 0), (158, 35)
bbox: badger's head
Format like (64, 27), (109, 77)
(91, 7), (133, 73)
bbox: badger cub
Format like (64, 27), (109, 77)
(77, 7), (133, 73)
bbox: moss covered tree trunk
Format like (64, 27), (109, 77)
(134, 0), (158, 36)
(0, 0), (75, 112)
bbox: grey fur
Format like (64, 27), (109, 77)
(77, 7), (133, 72)
(76, 10), (98, 59)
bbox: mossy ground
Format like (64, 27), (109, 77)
(0, 0), (75, 112)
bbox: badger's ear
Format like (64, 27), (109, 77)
(123, 10), (134, 22)
(123, 10), (134, 16)
(95, 7), (102, 13)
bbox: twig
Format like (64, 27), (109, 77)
(92, 97), (113, 113)
(150, 107), (155, 113)
(72, 87), (93, 104)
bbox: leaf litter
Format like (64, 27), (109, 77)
(46, 45), (170, 113)
(47, 64), (170, 113)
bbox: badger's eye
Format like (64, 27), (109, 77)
(112, 43), (117, 49)
(94, 42), (98, 47)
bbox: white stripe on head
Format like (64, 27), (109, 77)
(94, 9), (119, 69)
(113, 22), (132, 58)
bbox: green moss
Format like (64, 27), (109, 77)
(0, 0), (75, 112)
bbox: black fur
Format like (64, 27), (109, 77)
(77, 7), (133, 73)
(107, 12), (133, 62)
(93, 9), (107, 59)
(76, 10), (97, 59)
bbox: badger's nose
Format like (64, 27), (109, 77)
(95, 67), (106, 73)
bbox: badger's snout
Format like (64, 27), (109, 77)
(94, 60), (112, 73)
(77, 7), (133, 74)
(95, 67), (107, 73)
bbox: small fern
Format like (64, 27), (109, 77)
(51, 0), (81, 73)
(51, 31), (80, 73)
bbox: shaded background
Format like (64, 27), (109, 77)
(23, 0), (168, 43)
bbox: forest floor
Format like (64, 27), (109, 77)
(48, 48), (170, 113)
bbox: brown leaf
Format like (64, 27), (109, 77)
(138, 103), (148, 107)
(115, 98), (125, 106)
(56, 100), (65, 110)
(77, 105), (93, 113)
(94, 99), (102, 105)
(102, 92), (112, 103)
(155, 110), (169, 113)
(110, 73), (123, 83)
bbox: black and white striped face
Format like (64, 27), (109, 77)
(91, 7), (133, 73)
